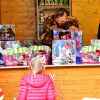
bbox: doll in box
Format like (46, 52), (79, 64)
(52, 40), (76, 65)
(71, 30), (82, 44)
(5, 41), (21, 49)
(59, 30), (71, 40)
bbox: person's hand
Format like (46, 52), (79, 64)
(49, 74), (56, 81)
(68, 26), (79, 31)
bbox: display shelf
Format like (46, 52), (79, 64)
(45, 64), (100, 67)
(38, 5), (69, 11)
(0, 66), (29, 69)
(1, 64), (99, 69)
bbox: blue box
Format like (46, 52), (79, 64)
(52, 40), (76, 65)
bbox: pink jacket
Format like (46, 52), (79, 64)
(17, 74), (55, 100)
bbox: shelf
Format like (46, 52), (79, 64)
(45, 64), (100, 68)
(0, 64), (100, 69)
(38, 5), (69, 11)
(0, 66), (29, 69)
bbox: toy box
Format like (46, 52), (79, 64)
(90, 39), (100, 50)
(80, 46), (100, 64)
(3, 47), (29, 66)
(90, 39), (100, 45)
(53, 30), (82, 43)
(52, 40), (76, 65)
(5, 41), (21, 48)
(3, 45), (51, 66)
(76, 43), (82, 64)
(53, 30), (71, 40)
(71, 30), (82, 44)
(0, 24), (15, 41)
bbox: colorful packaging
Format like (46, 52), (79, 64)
(53, 30), (71, 40)
(0, 24), (15, 41)
(90, 39), (100, 50)
(53, 30), (82, 43)
(5, 41), (21, 48)
(52, 40), (76, 65)
(53, 30), (82, 64)
(71, 30), (82, 44)
(3, 45), (51, 66)
(29, 45), (51, 65)
(80, 46), (100, 64)
(3, 47), (29, 66)
(76, 43), (82, 64)
(90, 39), (100, 45)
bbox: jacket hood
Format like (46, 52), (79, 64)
(25, 74), (50, 88)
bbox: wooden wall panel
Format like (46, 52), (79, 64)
(0, 0), (37, 41)
(0, 67), (100, 100)
(72, 0), (100, 45)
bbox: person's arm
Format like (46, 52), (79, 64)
(17, 77), (28, 100)
(66, 16), (80, 30)
(47, 78), (55, 100)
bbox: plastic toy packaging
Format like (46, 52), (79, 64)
(0, 24), (15, 41)
(3, 47), (29, 66)
(80, 45), (100, 64)
(52, 40), (76, 65)
(71, 30), (82, 44)
(53, 30), (83, 64)
(53, 30), (71, 40)
(53, 30), (82, 43)
(90, 39), (100, 45)
(4, 41), (21, 48)
(90, 39), (100, 50)
(29, 45), (51, 65)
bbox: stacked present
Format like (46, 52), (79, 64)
(52, 30), (82, 65)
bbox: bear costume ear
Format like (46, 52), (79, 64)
(97, 23), (100, 39)
(0, 88), (4, 100)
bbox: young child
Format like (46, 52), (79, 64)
(17, 57), (55, 100)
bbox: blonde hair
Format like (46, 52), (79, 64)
(30, 57), (45, 74)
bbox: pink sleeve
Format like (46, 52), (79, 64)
(17, 77), (28, 100)
(47, 78), (55, 100)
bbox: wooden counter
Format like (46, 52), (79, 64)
(0, 64), (100, 100)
